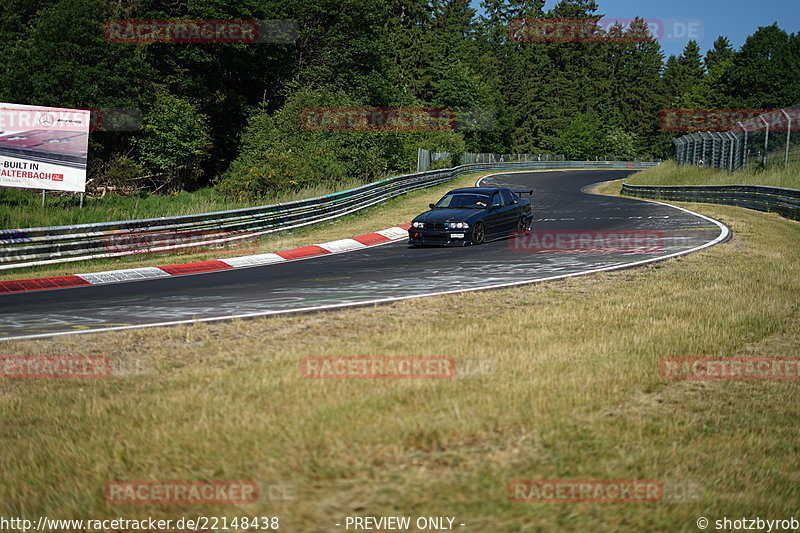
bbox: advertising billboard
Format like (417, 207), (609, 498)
(0, 103), (90, 193)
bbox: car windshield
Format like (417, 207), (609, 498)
(434, 192), (490, 209)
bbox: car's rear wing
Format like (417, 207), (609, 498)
(514, 190), (534, 195)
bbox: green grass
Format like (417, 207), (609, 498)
(0, 179), (367, 230)
(1, 199), (798, 531)
(626, 159), (800, 189)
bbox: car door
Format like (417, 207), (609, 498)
(486, 191), (516, 238)
(501, 189), (523, 231)
(484, 191), (504, 238)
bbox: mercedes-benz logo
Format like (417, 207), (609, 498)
(39, 114), (55, 127)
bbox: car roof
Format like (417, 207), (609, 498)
(446, 187), (511, 194)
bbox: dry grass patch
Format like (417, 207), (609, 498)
(1, 196), (798, 531)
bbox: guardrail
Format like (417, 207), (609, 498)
(622, 183), (800, 220)
(1, 160), (659, 270)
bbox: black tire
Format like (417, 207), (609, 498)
(473, 222), (486, 244)
(517, 216), (529, 232)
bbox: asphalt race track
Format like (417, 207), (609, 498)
(0, 170), (728, 341)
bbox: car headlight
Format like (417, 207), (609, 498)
(446, 222), (469, 229)
(412, 221), (424, 228)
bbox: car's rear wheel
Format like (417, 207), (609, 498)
(473, 222), (485, 244)
(517, 216), (529, 232)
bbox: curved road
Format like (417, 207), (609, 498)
(0, 170), (728, 341)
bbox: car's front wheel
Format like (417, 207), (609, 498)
(472, 222), (486, 244)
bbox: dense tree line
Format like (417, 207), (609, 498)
(1, 0), (797, 199)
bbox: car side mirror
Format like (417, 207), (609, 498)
(429, 203), (436, 209)
(491, 204), (501, 210)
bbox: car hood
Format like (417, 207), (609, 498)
(415, 208), (484, 223)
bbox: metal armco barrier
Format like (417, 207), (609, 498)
(1, 160), (659, 270)
(622, 183), (800, 221)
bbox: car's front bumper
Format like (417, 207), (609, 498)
(408, 229), (472, 246)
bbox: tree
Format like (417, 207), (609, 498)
(1, 0), (147, 110)
(662, 55), (684, 107)
(704, 36), (734, 72)
(718, 24), (800, 108)
(662, 40), (706, 109)
(555, 112), (602, 159)
(607, 18), (666, 152)
(678, 40), (705, 87)
(535, 0), (608, 150)
(216, 87), (466, 200)
(134, 92), (212, 192)
(602, 127), (637, 160)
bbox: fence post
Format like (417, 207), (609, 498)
(737, 122), (748, 169)
(714, 132), (724, 168)
(760, 116), (769, 166)
(702, 132), (710, 166)
(685, 136), (692, 165)
(781, 109), (791, 168)
(726, 132), (736, 171)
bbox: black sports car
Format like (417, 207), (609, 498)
(408, 187), (533, 246)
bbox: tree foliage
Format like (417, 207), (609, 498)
(0, 0), (796, 195)
(134, 92), (212, 192)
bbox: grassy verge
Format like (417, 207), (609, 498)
(626, 159), (800, 188)
(1, 196), (798, 529)
(0, 170), (505, 281)
(0, 179), (369, 230)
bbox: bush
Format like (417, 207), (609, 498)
(134, 91), (212, 193)
(216, 88), (467, 200)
